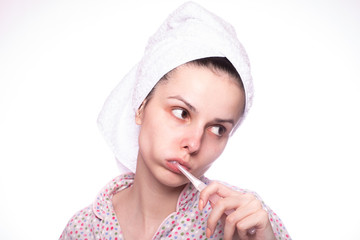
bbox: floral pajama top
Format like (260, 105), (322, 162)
(60, 173), (291, 240)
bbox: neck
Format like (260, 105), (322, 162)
(131, 159), (184, 221)
(113, 157), (185, 238)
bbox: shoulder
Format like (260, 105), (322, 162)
(59, 174), (134, 239)
(59, 204), (100, 239)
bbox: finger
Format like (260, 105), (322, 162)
(223, 212), (237, 240)
(203, 192), (259, 238)
(205, 196), (231, 237)
(206, 181), (238, 197)
(204, 191), (257, 215)
(206, 194), (249, 238)
(223, 199), (262, 240)
(233, 198), (263, 222)
(199, 181), (243, 210)
(235, 209), (269, 239)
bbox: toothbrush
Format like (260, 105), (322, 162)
(175, 162), (207, 192)
(174, 162), (233, 214)
(174, 162), (256, 235)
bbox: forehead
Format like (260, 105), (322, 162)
(164, 61), (243, 88)
(152, 64), (245, 120)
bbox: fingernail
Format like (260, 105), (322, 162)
(206, 227), (212, 238)
(199, 199), (203, 211)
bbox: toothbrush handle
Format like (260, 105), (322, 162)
(208, 193), (257, 235)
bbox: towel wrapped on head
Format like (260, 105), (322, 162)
(97, 1), (254, 173)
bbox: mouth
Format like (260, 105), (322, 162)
(166, 159), (190, 174)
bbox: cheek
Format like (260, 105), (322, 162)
(138, 110), (177, 152)
(201, 137), (228, 162)
(193, 139), (228, 177)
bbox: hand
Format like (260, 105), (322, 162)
(199, 181), (276, 240)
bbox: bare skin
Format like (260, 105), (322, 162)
(200, 182), (276, 240)
(112, 157), (184, 239)
(112, 63), (275, 240)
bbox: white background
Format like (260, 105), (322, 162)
(1, 0), (359, 239)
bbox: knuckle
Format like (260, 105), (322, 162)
(207, 220), (215, 229)
(235, 221), (247, 232)
(259, 209), (269, 219)
(253, 199), (263, 209)
(216, 196), (226, 205)
(212, 198), (226, 212)
(225, 215), (236, 225)
(206, 214), (215, 227)
(199, 190), (207, 198)
(244, 192), (256, 201)
(232, 189), (244, 197)
(210, 181), (221, 188)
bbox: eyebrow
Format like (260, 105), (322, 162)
(213, 118), (235, 126)
(168, 95), (197, 113)
(168, 95), (235, 126)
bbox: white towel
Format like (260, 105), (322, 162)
(97, 1), (254, 173)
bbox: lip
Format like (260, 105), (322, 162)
(165, 159), (190, 174)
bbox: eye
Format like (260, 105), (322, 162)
(209, 125), (227, 137)
(172, 108), (189, 120)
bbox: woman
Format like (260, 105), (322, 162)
(60, 2), (290, 240)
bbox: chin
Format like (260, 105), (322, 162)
(156, 168), (188, 188)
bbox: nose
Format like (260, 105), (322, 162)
(181, 126), (204, 155)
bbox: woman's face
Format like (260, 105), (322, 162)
(136, 64), (245, 187)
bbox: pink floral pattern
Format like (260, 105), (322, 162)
(60, 174), (290, 239)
